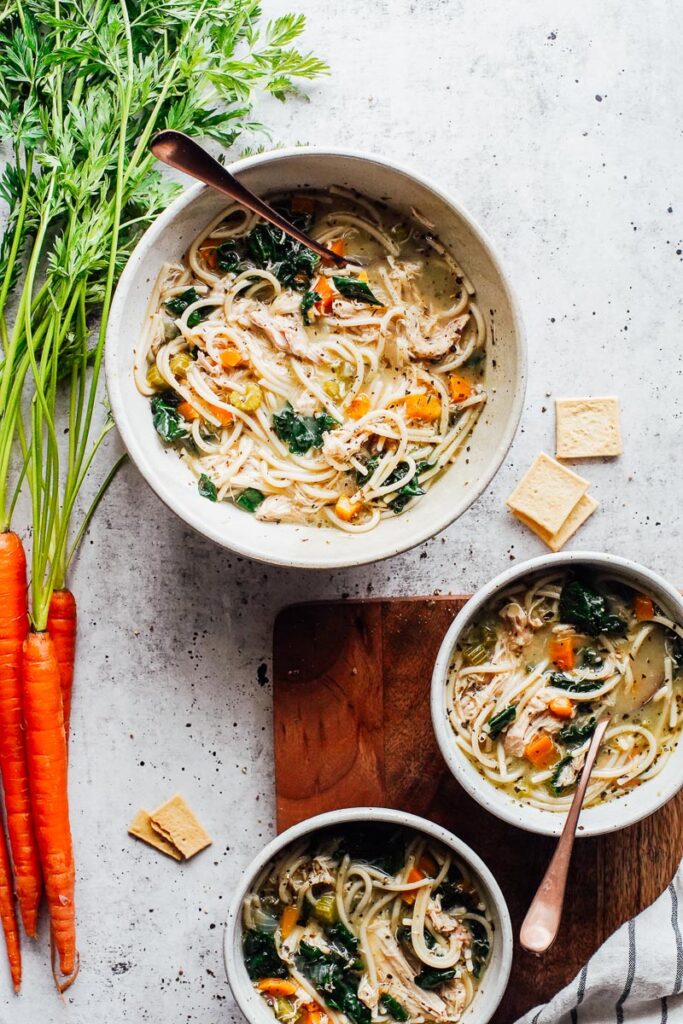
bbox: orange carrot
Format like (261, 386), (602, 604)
(47, 590), (77, 737)
(177, 401), (199, 422)
(634, 595), (654, 621)
(346, 393), (370, 419)
(279, 905), (299, 939)
(402, 865), (426, 904)
(313, 275), (336, 313)
(549, 635), (575, 671)
(198, 238), (220, 270)
(22, 631), (76, 977)
(524, 732), (558, 768)
(334, 495), (363, 522)
(0, 532), (42, 937)
(303, 1002), (325, 1024)
(257, 978), (298, 996)
(548, 696), (574, 719)
(329, 238), (345, 256)
(0, 817), (20, 991)
(448, 374), (472, 403)
(404, 394), (441, 422)
(219, 348), (244, 369)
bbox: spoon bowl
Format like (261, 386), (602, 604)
(150, 130), (361, 268)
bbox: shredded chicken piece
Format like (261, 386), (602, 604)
(308, 857), (336, 888)
(553, 754), (584, 790)
(438, 979), (468, 1020)
(504, 693), (555, 758)
(362, 921), (453, 1020)
(293, 391), (319, 416)
(255, 495), (313, 523)
(498, 600), (535, 651)
(280, 921), (327, 964)
(330, 297), (364, 319)
(403, 311), (469, 361)
(426, 898), (472, 941)
(249, 306), (322, 363)
(321, 425), (367, 470)
(270, 290), (302, 316)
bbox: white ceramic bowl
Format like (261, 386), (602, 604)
(223, 807), (512, 1024)
(431, 551), (683, 838)
(105, 147), (526, 568)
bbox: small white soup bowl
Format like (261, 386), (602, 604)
(223, 807), (512, 1024)
(431, 551), (683, 838)
(105, 147), (525, 568)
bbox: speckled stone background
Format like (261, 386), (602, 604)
(4, 0), (683, 1021)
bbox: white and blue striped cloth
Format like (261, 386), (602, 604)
(517, 864), (683, 1024)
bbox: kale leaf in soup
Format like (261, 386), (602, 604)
(558, 579), (627, 637)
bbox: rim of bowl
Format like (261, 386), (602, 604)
(223, 806), (513, 1024)
(431, 550), (683, 838)
(105, 146), (527, 569)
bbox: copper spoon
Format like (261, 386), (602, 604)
(519, 716), (610, 954)
(520, 633), (665, 955)
(150, 130), (360, 268)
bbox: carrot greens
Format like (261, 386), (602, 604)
(0, 0), (326, 991)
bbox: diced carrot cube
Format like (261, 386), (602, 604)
(257, 979), (298, 997)
(448, 374), (472, 403)
(314, 275), (336, 313)
(303, 1002), (325, 1024)
(280, 905), (299, 939)
(347, 393), (370, 419)
(404, 394), (441, 421)
(199, 237), (220, 270)
(402, 865), (426, 904)
(177, 401), (199, 421)
(524, 732), (558, 768)
(549, 696), (574, 719)
(334, 495), (363, 522)
(219, 348), (244, 368)
(549, 635), (575, 671)
(634, 595), (654, 621)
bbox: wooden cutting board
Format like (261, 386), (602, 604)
(273, 597), (683, 1024)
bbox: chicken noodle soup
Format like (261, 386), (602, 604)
(242, 824), (492, 1024)
(447, 572), (683, 810)
(134, 189), (486, 531)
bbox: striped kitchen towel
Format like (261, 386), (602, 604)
(517, 863), (683, 1023)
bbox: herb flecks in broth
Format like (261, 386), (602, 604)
(242, 825), (493, 1024)
(134, 190), (487, 530)
(446, 572), (683, 810)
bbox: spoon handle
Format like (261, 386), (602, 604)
(150, 130), (351, 268)
(519, 716), (610, 955)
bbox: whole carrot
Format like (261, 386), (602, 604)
(0, 532), (42, 937)
(47, 589), (77, 736)
(0, 817), (21, 992)
(22, 631), (76, 977)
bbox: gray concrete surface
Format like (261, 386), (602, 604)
(4, 0), (683, 1020)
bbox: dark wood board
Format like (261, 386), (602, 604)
(273, 597), (683, 1024)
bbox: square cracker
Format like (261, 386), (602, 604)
(514, 493), (598, 552)
(506, 452), (589, 534)
(129, 808), (183, 861)
(150, 794), (212, 859)
(556, 397), (622, 458)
